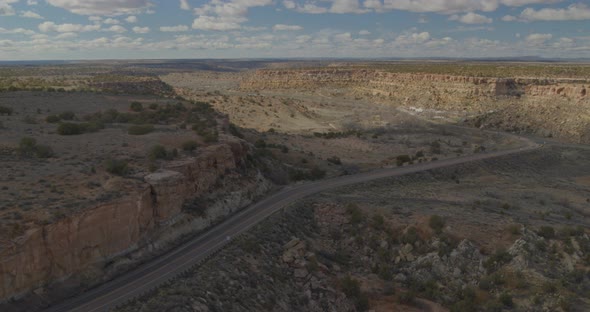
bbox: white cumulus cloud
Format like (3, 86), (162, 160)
(180, 0), (190, 10)
(21, 10), (43, 19)
(132, 26), (150, 33)
(525, 33), (552, 45)
(38, 21), (101, 33)
(450, 12), (493, 24)
(46, 0), (151, 15)
(160, 25), (189, 32)
(272, 24), (303, 31)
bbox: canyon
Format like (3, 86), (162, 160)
(240, 68), (590, 143)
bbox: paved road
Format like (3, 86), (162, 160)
(44, 142), (539, 312)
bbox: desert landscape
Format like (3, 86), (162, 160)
(0, 59), (588, 312)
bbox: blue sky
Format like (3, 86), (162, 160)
(0, 0), (589, 60)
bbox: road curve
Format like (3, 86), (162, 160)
(44, 142), (539, 312)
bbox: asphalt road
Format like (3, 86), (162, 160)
(44, 142), (539, 312)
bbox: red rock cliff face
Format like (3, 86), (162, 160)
(0, 141), (249, 300)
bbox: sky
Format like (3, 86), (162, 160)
(0, 0), (589, 60)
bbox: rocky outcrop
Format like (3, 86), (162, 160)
(0, 139), (262, 301)
(241, 69), (590, 143)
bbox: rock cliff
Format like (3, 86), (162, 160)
(241, 69), (590, 142)
(0, 138), (268, 301)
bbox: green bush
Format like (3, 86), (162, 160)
(429, 215), (446, 234)
(0, 106), (13, 116)
(327, 156), (342, 165)
(483, 249), (513, 271)
(396, 155), (411, 166)
(104, 158), (129, 176)
(18, 137), (54, 158)
(255, 139), (267, 148)
(537, 226), (555, 239)
(149, 145), (167, 160)
(340, 276), (370, 310)
(46, 115), (61, 123)
(128, 124), (154, 135)
(347, 203), (364, 225)
(57, 122), (85, 135)
(58, 111), (75, 120)
(182, 140), (199, 152)
(34, 145), (54, 158)
(499, 292), (513, 307)
(130, 101), (143, 112)
(401, 226), (420, 245)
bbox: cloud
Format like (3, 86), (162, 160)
(525, 33), (552, 45)
(21, 10), (43, 19)
(192, 16), (241, 31)
(449, 12), (493, 24)
(359, 30), (371, 35)
(192, 0), (272, 31)
(38, 21), (101, 33)
(0, 27), (36, 35)
(330, 0), (368, 13)
(500, 0), (562, 6)
(27, 0), (38, 5)
(381, 0), (499, 14)
(132, 26), (150, 33)
(272, 24), (303, 31)
(160, 25), (189, 32)
(46, 0), (152, 15)
(519, 3), (590, 21)
(501, 15), (517, 21)
(106, 25), (127, 33)
(180, 0), (190, 10)
(0, 0), (18, 16)
(125, 15), (138, 23)
(55, 32), (78, 39)
(103, 18), (120, 24)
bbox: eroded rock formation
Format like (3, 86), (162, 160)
(0, 139), (262, 300)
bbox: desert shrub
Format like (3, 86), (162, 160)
(396, 155), (411, 166)
(182, 140), (199, 152)
(483, 249), (513, 271)
(347, 203), (364, 225)
(19, 137), (37, 155)
(183, 197), (207, 216)
(34, 145), (54, 158)
(18, 137), (54, 158)
(149, 145), (167, 160)
(415, 150), (425, 158)
(58, 111), (75, 120)
(229, 123), (244, 138)
(309, 166), (326, 179)
(429, 215), (446, 234)
(22, 115), (37, 124)
(340, 276), (370, 311)
(401, 226), (420, 245)
(430, 141), (442, 154)
(499, 292), (513, 307)
(202, 130), (218, 143)
(130, 101), (143, 112)
(537, 226), (555, 239)
(104, 158), (129, 176)
(372, 214), (385, 229)
(57, 122), (84, 135)
(0, 106), (12, 115)
(398, 290), (416, 305)
(148, 103), (158, 110)
(46, 115), (61, 123)
(327, 156), (342, 165)
(255, 139), (267, 148)
(128, 124), (154, 135)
